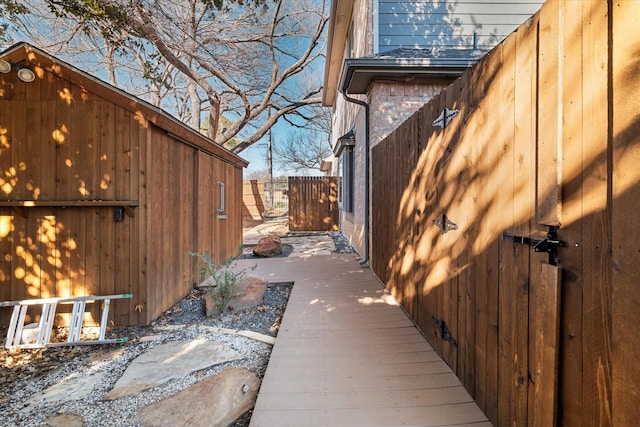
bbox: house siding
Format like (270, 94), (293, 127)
(331, 0), (371, 256)
(376, 0), (545, 52)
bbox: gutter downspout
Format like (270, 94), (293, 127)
(341, 92), (370, 266)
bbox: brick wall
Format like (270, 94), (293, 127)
(369, 82), (447, 147)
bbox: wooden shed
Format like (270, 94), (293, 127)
(0, 42), (248, 327)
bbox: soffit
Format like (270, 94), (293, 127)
(322, 0), (355, 106)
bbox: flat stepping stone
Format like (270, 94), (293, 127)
(26, 371), (107, 409)
(43, 413), (84, 427)
(137, 368), (260, 427)
(106, 338), (242, 400)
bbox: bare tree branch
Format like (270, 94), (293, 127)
(3, 0), (328, 153)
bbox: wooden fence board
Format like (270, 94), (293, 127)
(288, 177), (338, 232)
(421, 90), (448, 357)
(514, 15), (538, 427)
(467, 55), (489, 417)
(441, 79), (464, 373)
(529, 263), (562, 427)
(411, 104), (431, 339)
(452, 73), (476, 396)
(536, 0), (561, 227)
(611, 0), (640, 425)
(581, 1), (612, 426)
(496, 33), (530, 427)
(558, 1), (588, 424)
(383, 130), (400, 306)
(370, 139), (384, 282)
(401, 120), (417, 321)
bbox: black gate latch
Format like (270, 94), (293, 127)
(501, 226), (567, 266)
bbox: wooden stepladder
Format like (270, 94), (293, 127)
(0, 294), (132, 350)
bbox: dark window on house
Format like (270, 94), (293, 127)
(339, 148), (354, 213)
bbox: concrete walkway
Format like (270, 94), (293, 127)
(235, 253), (490, 427)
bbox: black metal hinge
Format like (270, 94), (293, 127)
(432, 316), (457, 346)
(502, 226), (567, 266)
(433, 214), (458, 234)
(432, 108), (459, 129)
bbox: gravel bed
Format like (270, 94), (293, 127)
(0, 284), (291, 427)
(330, 231), (355, 254)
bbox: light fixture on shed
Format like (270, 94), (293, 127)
(0, 59), (10, 74)
(17, 66), (35, 82)
(114, 206), (125, 222)
(0, 59), (36, 82)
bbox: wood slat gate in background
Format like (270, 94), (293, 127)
(288, 177), (338, 232)
(370, 1), (639, 425)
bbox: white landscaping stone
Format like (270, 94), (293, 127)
(21, 323), (39, 344)
(43, 412), (85, 427)
(106, 338), (242, 400)
(25, 371), (107, 409)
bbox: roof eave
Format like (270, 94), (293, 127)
(322, 0), (355, 107)
(339, 57), (477, 95)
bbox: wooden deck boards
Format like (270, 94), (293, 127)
(239, 254), (489, 427)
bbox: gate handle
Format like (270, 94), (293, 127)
(502, 226), (566, 266)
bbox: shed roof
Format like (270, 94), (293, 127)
(0, 42), (248, 168)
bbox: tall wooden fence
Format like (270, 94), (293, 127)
(242, 179), (289, 227)
(242, 180), (266, 227)
(370, 1), (639, 426)
(288, 177), (339, 231)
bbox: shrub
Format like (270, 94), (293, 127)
(189, 251), (255, 314)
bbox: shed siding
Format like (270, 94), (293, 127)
(196, 151), (243, 266)
(0, 44), (245, 326)
(377, 0), (545, 52)
(144, 129), (196, 323)
(0, 66), (146, 326)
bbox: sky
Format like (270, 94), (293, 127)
(1, 0), (329, 180)
(237, 118), (327, 178)
(239, 138), (271, 176)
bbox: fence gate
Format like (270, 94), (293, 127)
(288, 176), (338, 232)
(369, 1), (624, 425)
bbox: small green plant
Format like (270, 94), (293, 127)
(189, 251), (254, 314)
